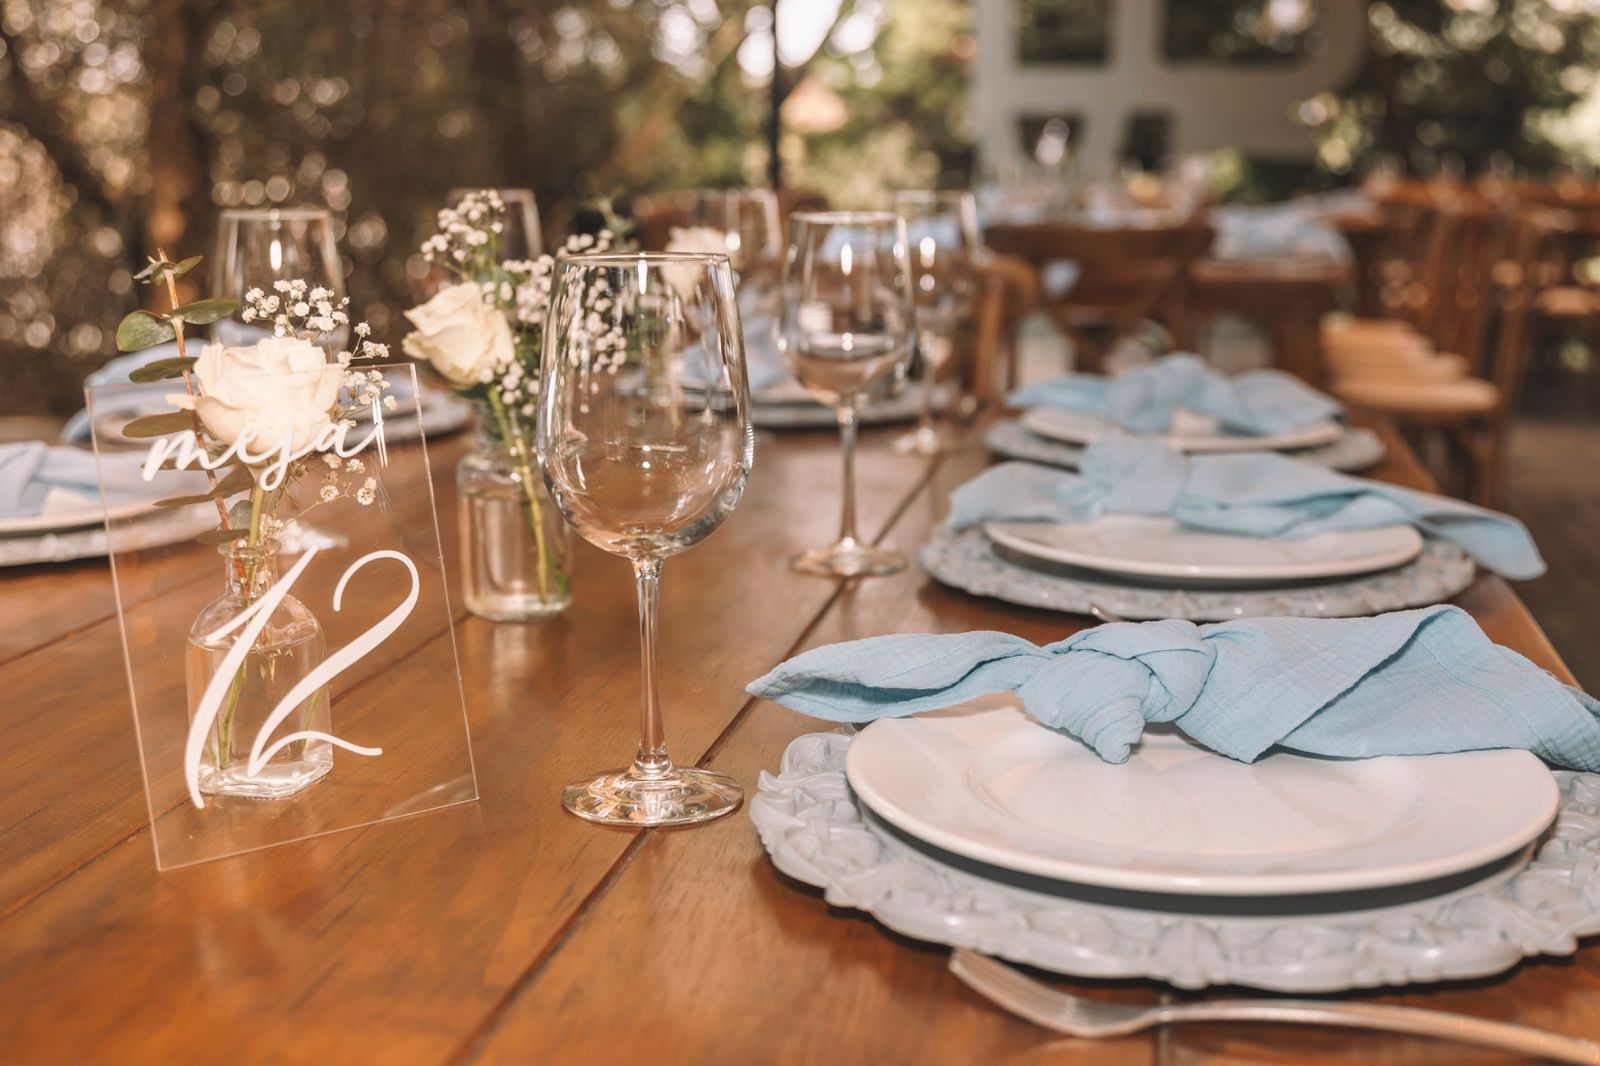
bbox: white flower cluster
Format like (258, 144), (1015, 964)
(509, 230), (628, 374)
(421, 189), (507, 267)
(315, 453), (379, 508)
(242, 279), (349, 337)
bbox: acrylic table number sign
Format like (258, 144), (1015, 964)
(86, 362), (477, 870)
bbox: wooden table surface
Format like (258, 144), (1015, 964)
(1, 415), (1590, 1065)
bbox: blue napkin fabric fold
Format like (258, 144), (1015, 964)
(1009, 353), (1342, 436)
(748, 605), (1600, 771)
(948, 439), (1544, 580)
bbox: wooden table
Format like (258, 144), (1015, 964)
(2, 417), (1589, 1065)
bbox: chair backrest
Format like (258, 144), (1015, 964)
(982, 220), (1214, 354)
(1485, 209), (1569, 421)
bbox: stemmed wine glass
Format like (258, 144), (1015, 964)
(211, 207), (347, 552)
(688, 189), (784, 387)
(781, 211), (916, 577)
(212, 207), (346, 348)
(890, 190), (981, 455)
(445, 187), (542, 259)
(537, 252), (754, 826)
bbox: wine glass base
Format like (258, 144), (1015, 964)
(891, 423), (951, 456)
(791, 539), (907, 578)
(561, 766), (743, 827)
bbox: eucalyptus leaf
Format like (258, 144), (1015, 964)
(115, 310), (176, 352)
(132, 259), (166, 281)
(121, 411), (195, 438)
(128, 356), (197, 383)
(153, 492), (219, 509)
(171, 255), (203, 279)
(227, 499), (253, 527)
(196, 526), (252, 545)
(210, 465), (256, 498)
(170, 297), (237, 326)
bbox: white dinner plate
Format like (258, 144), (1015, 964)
(1020, 406), (1346, 453)
(845, 705), (1559, 896)
(985, 514), (1424, 585)
(0, 496), (154, 537)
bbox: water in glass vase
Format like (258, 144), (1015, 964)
(185, 541), (332, 800)
(458, 423), (573, 621)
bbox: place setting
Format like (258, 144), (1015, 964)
(925, 424), (1541, 619)
(985, 351), (1389, 473)
(745, 605), (1600, 1058)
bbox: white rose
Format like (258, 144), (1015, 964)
(401, 281), (514, 387)
(168, 336), (341, 457)
(664, 226), (732, 300)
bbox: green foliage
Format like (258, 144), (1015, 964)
(154, 465), (254, 508)
(120, 411), (197, 438)
(115, 311), (177, 353)
(168, 298), (238, 326)
(128, 357), (198, 383)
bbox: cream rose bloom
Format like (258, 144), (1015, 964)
(168, 336), (342, 457)
(664, 226), (732, 300)
(401, 282), (514, 387)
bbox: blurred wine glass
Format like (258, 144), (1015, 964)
(211, 207), (346, 348)
(890, 190), (980, 456)
(444, 187), (542, 260)
(781, 211), (915, 577)
(536, 251), (754, 827)
(211, 206), (348, 554)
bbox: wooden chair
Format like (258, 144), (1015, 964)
(965, 251), (1039, 399)
(983, 220), (1215, 374)
(1331, 210), (1562, 505)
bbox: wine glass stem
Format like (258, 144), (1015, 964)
(631, 556), (671, 778)
(838, 403), (860, 545)
(917, 330), (938, 433)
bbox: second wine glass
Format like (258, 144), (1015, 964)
(781, 211), (916, 577)
(891, 190), (981, 455)
(537, 252), (754, 826)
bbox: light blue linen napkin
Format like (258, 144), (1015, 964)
(949, 439), (1544, 580)
(0, 442), (177, 518)
(1009, 353), (1342, 436)
(748, 605), (1600, 770)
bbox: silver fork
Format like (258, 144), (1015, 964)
(950, 949), (1600, 1064)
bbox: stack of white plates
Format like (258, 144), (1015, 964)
(751, 705), (1600, 992)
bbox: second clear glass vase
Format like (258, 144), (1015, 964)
(458, 411), (573, 621)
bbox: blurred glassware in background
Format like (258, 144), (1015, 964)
(688, 188), (784, 375)
(212, 207), (347, 349)
(891, 189), (981, 456)
(444, 187), (542, 260)
(781, 210), (915, 577)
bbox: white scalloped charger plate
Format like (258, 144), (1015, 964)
(1021, 406), (1345, 453)
(844, 705), (1558, 897)
(985, 515), (1424, 585)
(0, 496), (153, 537)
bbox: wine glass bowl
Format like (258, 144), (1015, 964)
(781, 211), (916, 577)
(891, 190), (981, 455)
(212, 207), (345, 349)
(444, 187), (542, 261)
(537, 251), (753, 827)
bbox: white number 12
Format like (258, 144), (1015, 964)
(183, 547), (420, 809)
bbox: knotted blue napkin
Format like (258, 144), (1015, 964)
(747, 606), (1600, 770)
(949, 440), (1544, 580)
(1009, 353), (1342, 436)
(0, 442), (171, 519)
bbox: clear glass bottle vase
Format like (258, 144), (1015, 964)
(457, 405), (573, 621)
(184, 540), (333, 800)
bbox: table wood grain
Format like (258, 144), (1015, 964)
(0, 415), (1585, 1065)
